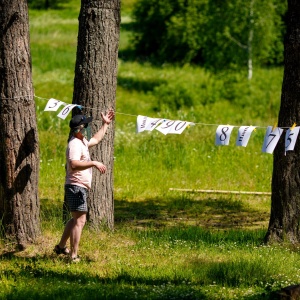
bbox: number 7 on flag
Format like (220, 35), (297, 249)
(262, 126), (283, 154)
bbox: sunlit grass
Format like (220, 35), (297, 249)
(0, 0), (292, 299)
(2, 223), (300, 299)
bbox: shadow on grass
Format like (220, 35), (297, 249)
(187, 257), (282, 300)
(0, 254), (277, 300)
(0, 254), (206, 299)
(114, 194), (269, 230)
(0, 195), (275, 300)
(0, 194), (274, 299)
(117, 75), (166, 93)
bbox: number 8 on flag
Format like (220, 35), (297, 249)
(215, 125), (234, 146)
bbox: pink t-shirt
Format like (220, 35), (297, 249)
(65, 137), (92, 189)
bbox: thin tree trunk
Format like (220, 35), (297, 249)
(247, 0), (254, 80)
(72, 0), (120, 229)
(265, 0), (300, 244)
(0, 0), (40, 248)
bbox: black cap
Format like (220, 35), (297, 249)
(69, 115), (93, 129)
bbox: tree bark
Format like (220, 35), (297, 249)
(0, 0), (40, 248)
(72, 0), (120, 229)
(265, 0), (300, 244)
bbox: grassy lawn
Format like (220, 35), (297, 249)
(1, 1), (297, 299)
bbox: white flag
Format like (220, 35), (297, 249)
(57, 104), (78, 119)
(236, 126), (256, 147)
(215, 125), (234, 146)
(136, 116), (164, 132)
(144, 117), (163, 131)
(136, 115), (148, 133)
(262, 126), (283, 154)
(168, 121), (192, 134)
(156, 120), (192, 135)
(285, 127), (300, 152)
(155, 120), (173, 135)
(44, 98), (65, 111)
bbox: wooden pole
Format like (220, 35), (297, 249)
(169, 188), (271, 196)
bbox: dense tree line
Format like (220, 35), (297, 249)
(28, 0), (70, 9)
(132, 0), (287, 72)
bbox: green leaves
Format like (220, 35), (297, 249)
(132, 0), (287, 70)
(28, 0), (71, 10)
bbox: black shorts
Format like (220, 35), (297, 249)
(65, 184), (88, 212)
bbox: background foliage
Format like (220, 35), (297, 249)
(132, 0), (287, 70)
(28, 0), (71, 9)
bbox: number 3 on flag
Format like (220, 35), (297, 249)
(44, 98), (65, 111)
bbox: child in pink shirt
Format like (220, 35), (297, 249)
(54, 109), (114, 262)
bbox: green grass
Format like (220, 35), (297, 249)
(2, 222), (300, 299)
(0, 1), (294, 299)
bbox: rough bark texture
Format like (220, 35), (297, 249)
(277, 284), (300, 300)
(265, 0), (300, 244)
(0, 0), (40, 247)
(72, 0), (120, 229)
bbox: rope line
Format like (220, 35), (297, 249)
(32, 94), (291, 130)
(0, 94), (290, 129)
(0, 94), (32, 100)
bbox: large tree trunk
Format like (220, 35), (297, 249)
(265, 0), (300, 244)
(0, 0), (40, 248)
(72, 0), (120, 229)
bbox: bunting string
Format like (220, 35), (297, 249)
(33, 95), (300, 155)
(2, 93), (295, 158)
(0, 94), (33, 100)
